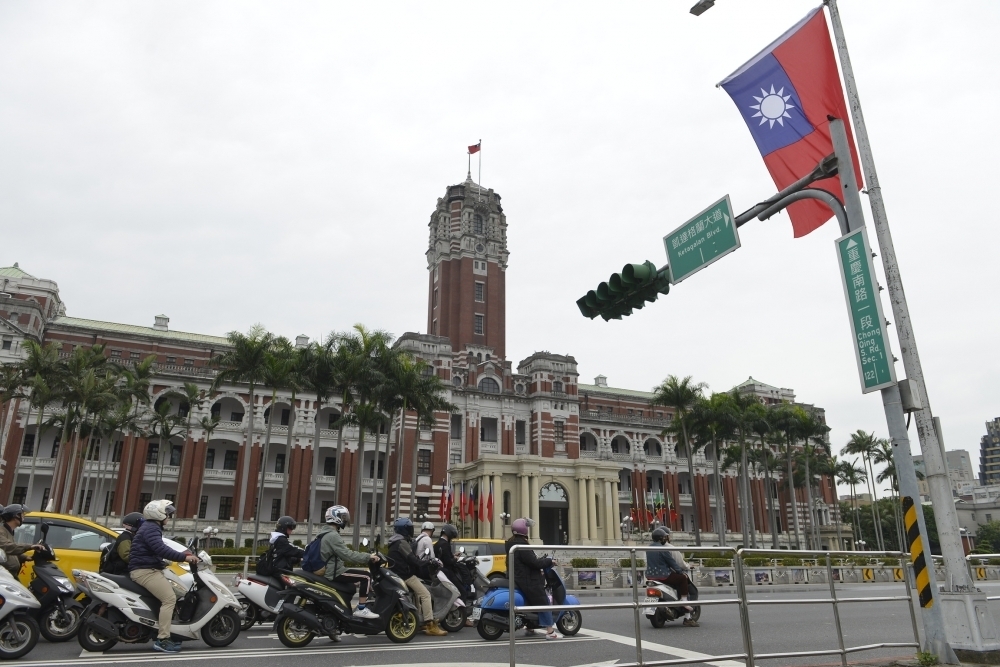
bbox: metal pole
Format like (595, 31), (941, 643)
(829, 117), (957, 663)
(903, 562), (923, 652)
(825, 0), (970, 591)
(508, 545), (516, 667)
(733, 551), (755, 667)
(631, 548), (643, 666)
(826, 553), (848, 667)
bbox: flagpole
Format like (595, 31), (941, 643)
(477, 139), (482, 199)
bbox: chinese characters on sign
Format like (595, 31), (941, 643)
(664, 195), (741, 284)
(835, 227), (896, 393)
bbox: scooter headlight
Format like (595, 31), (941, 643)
(54, 576), (74, 594)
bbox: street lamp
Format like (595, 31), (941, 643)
(689, 0), (715, 16)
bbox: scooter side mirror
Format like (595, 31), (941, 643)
(459, 546), (465, 554)
(0, 549), (6, 563)
(424, 547), (431, 556)
(41, 523), (50, 537)
(362, 538), (369, 548)
(375, 535), (382, 549)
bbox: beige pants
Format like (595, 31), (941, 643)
(131, 568), (176, 640)
(404, 575), (433, 624)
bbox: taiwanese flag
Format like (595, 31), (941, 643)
(478, 486), (485, 519)
(486, 481), (494, 523)
(468, 142), (481, 154)
(719, 6), (862, 238)
(439, 480), (449, 520)
(468, 485), (476, 519)
(459, 482), (466, 521)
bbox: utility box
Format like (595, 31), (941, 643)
(898, 378), (922, 412)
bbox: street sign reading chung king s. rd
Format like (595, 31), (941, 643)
(664, 195), (741, 284)
(835, 226), (897, 394)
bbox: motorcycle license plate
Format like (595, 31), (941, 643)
(643, 597), (658, 616)
(471, 607), (482, 621)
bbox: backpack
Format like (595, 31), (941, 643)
(100, 533), (130, 576)
(300, 536), (326, 575)
(255, 544), (276, 576)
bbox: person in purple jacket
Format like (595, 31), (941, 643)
(129, 499), (198, 654)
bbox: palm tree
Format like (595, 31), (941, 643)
(8, 341), (62, 503)
(278, 346), (306, 527)
(59, 360), (118, 513)
(211, 324), (276, 546)
(148, 399), (183, 499)
(252, 337), (294, 547)
(88, 401), (134, 521)
(652, 375), (707, 545)
(688, 394), (735, 546)
(192, 414), (220, 534)
(872, 438), (906, 549)
(750, 409), (780, 548)
(301, 339), (340, 542)
(841, 430), (885, 551)
(22, 371), (60, 507)
(117, 356), (156, 515)
(796, 411), (830, 549)
(171, 382), (205, 530)
(836, 458), (867, 545)
(400, 359), (456, 522)
(718, 390), (765, 547)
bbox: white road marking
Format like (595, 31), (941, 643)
(581, 629), (743, 667)
(38, 635), (598, 667)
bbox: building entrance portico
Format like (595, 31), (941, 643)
(539, 482), (569, 545)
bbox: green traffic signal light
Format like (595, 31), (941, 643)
(577, 260), (670, 321)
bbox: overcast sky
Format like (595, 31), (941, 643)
(2, 1), (997, 494)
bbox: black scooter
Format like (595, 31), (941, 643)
(274, 537), (419, 647)
(27, 523), (84, 642)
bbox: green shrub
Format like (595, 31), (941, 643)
(743, 557), (770, 566)
(224, 538), (234, 548)
(685, 551), (731, 560)
(618, 558), (645, 568)
(989, 559), (1000, 566)
(703, 558), (733, 567)
(916, 651), (939, 666)
(244, 538), (253, 548)
(780, 558), (803, 567)
(570, 558), (598, 568)
(207, 546), (268, 556)
(293, 539), (303, 547)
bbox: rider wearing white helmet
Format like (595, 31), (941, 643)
(129, 500), (198, 653)
(317, 505), (380, 621)
(414, 521), (435, 563)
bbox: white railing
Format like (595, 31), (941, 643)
(317, 475), (337, 488)
(579, 449), (597, 458)
(203, 468), (236, 480)
(479, 442), (499, 453)
(612, 452), (632, 461)
(20, 457), (56, 470)
(361, 478), (384, 491)
(515, 444), (528, 455)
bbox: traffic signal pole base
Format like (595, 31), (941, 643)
(937, 592), (1000, 661)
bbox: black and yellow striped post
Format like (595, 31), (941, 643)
(903, 495), (934, 608)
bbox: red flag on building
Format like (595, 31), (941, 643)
(468, 484), (476, 518)
(468, 142), (481, 154)
(439, 477), (449, 520)
(478, 485), (485, 519)
(459, 481), (466, 521)
(487, 480), (494, 523)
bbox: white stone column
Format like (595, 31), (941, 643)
(480, 474), (489, 538)
(491, 475), (500, 539)
(529, 475), (540, 541)
(606, 479), (619, 542)
(586, 478), (598, 543)
(576, 477), (589, 542)
(519, 474), (529, 523)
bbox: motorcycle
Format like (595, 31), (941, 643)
(0, 548), (42, 659)
(643, 574), (700, 627)
(274, 538), (419, 647)
(233, 570), (285, 630)
(27, 522), (85, 642)
(454, 547), (491, 604)
(73, 540), (242, 651)
(474, 563), (582, 641)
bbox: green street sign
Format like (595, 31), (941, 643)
(663, 195), (740, 284)
(835, 226), (897, 394)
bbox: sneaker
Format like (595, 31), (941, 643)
(524, 628), (538, 636)
(353, 607), (379, 619)
(545, 631), (563, 640)
(153, 639), (181, 653)
(683, 619), (700, 627)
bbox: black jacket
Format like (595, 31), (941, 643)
(387, 534), (423, 580)
(504, 534), (552, 607)
(434, 537), (458, 570)
(270, 533), (305, 572)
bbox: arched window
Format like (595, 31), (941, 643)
(473, 214), (484, 235)
(478, 377), (500, 394)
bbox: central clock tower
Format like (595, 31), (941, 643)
(426, 174), (508, 360)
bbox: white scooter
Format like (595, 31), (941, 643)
(73, 544), (241, 652)
(233, 571), (285, 630)
(643, 575), (700, 627)
(0, 549), (42, 659)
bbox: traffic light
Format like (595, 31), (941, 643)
(576, 260), (670, 321)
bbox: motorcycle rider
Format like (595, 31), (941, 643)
(414, 521), (435, 559)
(434, 524), (464, 588)
(129, 500), (199, 653)
(505, 517), (561, 640)
(387, 517), (447, 636)
(0, 504), (43, 577)
(317, 505), (380, 620)
(646, 527), (698, 627)
(100, 512), (143, 576)
(266, 516), (305, 572)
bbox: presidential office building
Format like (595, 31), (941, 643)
(0, 174), (843, 547)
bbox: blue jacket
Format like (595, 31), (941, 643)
(644, 542), (683, 579)
(128, 521), (188, 572)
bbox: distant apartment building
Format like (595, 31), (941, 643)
(913, 449), (978, 500)
(981, 418), (1000, 485)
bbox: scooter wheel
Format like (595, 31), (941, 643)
(77, 622), (117, 653)
(276, 614), (314, 649)
(385, 610), (418, 643)
(649, 610), (666, 629)
(556, 610), (582, 636)
(201, 609), (241, 647)
(477, 620), (504, 641)
(689, 606), (701, 623)
(441, 606), (467, 633)
(0, 614), (39, 659)
(240, 601), (258, 631)
(40, 604), (83, 642)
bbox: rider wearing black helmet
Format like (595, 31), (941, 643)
(388, 517), (446, 636)
(267, 516), (305, 572)
(433, 524), (463, 589)
(101, 512), (144, 575)
(646, 526), (697, 627)
(0, 504), (42, 576)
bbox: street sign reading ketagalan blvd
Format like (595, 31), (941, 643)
(835, 226), (896, 393)
(664, 195), (740, 284)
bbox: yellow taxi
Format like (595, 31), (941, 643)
(14, 512), (187, 585)
(454, 538), (508, 580)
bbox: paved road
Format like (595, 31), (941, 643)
(16, 583), (999, 667)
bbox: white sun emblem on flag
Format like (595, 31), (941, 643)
(750, 85), (795, 128)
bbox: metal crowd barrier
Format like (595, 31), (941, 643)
(506, 545), (920, 667)
(966, 553), (1000, 600)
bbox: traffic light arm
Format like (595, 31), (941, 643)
(734, 153), (838, 228)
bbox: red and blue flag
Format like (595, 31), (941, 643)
(719, 6), (862, 238)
